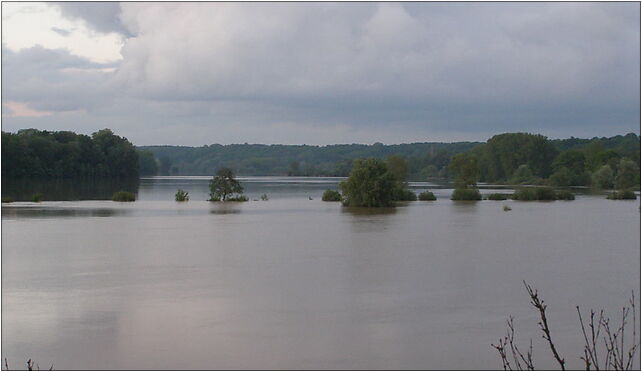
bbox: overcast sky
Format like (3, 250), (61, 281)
(1, 2), (639, 146)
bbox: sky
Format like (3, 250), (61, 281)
(1, 2), (640, 146)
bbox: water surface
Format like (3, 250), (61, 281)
(2, 177), (639, 370)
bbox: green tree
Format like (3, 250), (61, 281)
(138, 150), (158, 176)
(448, 153), (479, 188)
(339, 158), (397, 207)
(591, 165), (614, 190)
(548, 167), (572, 187)
(510, 164), (534, 184)
(209, 168), (244, 201)
(615, 158), (640, 190)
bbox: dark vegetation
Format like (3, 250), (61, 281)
(140, 141), (480, 178)
(2, 129), (140, 179)
(322, 189), (342, 202)
(492, 281), (638, 370)
(31, 192), (43, 203)
(606, 190), (637, 200)
(418, 191), (436, 201)
(138, 133), (639, 191)
(208, 168), (247, 201)
(486, 193), (509, 200)
(451, 188), (482, 200)
(3, 358), (53, 371)
(511, 187), (558, 201)
(510, 187), (575, 201)
(175, 189), (189, 202)
(112, 191), (135, 202)
(1, 196), (14, 203)
(339, 156), (417, 207)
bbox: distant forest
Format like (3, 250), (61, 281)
(2, 129), (640, 189)
(140, 133), (640, 187)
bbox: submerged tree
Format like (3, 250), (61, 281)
(340, 158), (397, 207)
(209, 168), (243, 201)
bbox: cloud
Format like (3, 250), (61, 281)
(3, 101), (53, 118)
(52, 2), (130, 36)
(50, 27), (72, 37)
(1, 2), (640, 145)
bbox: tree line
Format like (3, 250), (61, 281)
(139, 141), (480, 178)
(449, 132), (640, 189)
(2, 129), (157, 179)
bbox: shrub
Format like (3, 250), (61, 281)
(260, 193), (269, 201)
(486, 193), (509, 200)
(512, 187), (557, 201)
(112, 191), (135, 202)
(591, 165), (614, 190)
(511, 188), (537, 201)
(227, 195), (249, 202)
(2, 196), (14, 203)
(607, 190), (637, 200)
(503, 205), (512, 211)
(418, 191), (436, 201)
(394, 189), (417, 201)
(534, 187), (557, 200)
(31, 193), (43, 202)
(322, 189), (342, 202)
(555, 190), (575, 200)
(175, 189), (189, 202)
(451, 188), (482, 200)
(340, 158), (397, 207)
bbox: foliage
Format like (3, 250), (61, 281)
(322, 189), (342, 202)
(175, 189), (189, 202)
(418, 191), (437, 201)
(339, 158), (397, 207)
(2, 129), (139, 179)
(260, 193), (269, 201)
(502, 205), (512, 211)
(509, 164), (535, 184)
(449, 153), (479, 188)
(615, 158), (640, 190)
(31, 192), (43, 202)
(138, 150), (158, 176)
(555, 190), (576, 200)
(472, 133), (558, 182)
(451, 188), (482, 200)
(140, 141), (481, 178)
(591, 165), (615, 190)
(1, 196), (14, 203)
(394, 189), (417, 201)
(486, 193), (509, 200)
(227, 195), (249, 202)
(112, 191), (135, 202)
(511, 187), (558, 201)
(209, 168), (244, 201)
(606, 190), (637, 200)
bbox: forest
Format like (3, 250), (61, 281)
(1, 129), (155, 178)
(2, 129), (640, 190)
(140, 132), (640, 188)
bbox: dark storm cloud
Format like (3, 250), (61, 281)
(52, 2), (130, 36)
(2, 2), (639, 145)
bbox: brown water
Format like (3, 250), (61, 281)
(2, 177), (640, 370)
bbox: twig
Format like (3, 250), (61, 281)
(523, 281), (566, 370)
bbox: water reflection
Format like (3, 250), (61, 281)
(209, 203), (244, 215)
(1, 206), (131, 219)
(2, 178), (139, 201)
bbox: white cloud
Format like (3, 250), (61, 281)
(1, 2), (123, 63)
